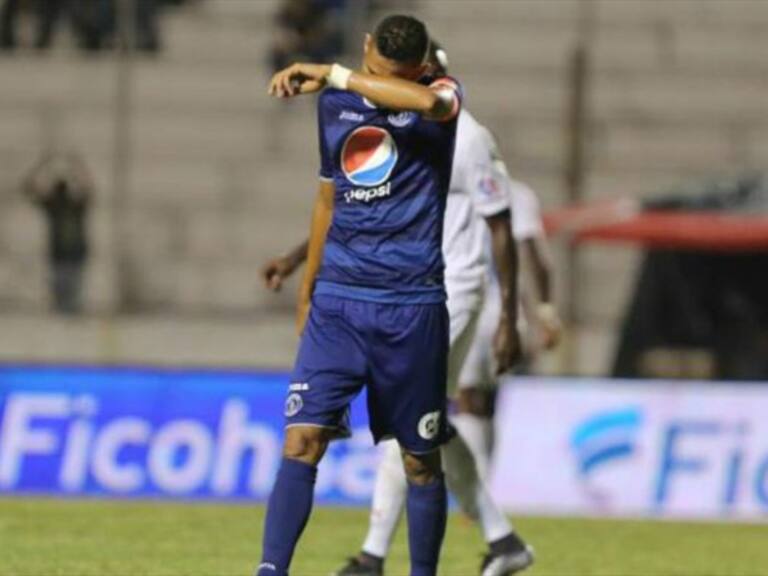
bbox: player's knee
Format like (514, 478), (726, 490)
(456, 387), (496, 417)
(283, 426), (331, 465)
(401, 449), (442, 486)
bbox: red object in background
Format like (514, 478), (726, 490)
(544, 199), (768, 251)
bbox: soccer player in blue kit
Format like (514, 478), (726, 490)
(258, 14), (517, 576)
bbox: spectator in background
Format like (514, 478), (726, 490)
(95, 0), (161, 53)
(270, 0), (345, 73)
(0, 0), (162, 53)
(1, 0), (72, 50)
(23, 151), (93, 315)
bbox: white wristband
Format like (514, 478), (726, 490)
(327, 64), (352, 90)
(537, 303), (559, 324)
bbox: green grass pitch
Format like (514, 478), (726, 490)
(1, 498), (767, 575)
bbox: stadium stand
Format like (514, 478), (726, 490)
(1, 0), (767, 372)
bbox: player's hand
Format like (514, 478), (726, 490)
(268, 63), (332, 98)
(537, 303), (563, 351)
(493, 316), (523, 375)
(262, 256), (294, 292)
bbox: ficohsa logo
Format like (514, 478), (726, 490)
(0, 392), (378, 501)
(569, 403), (768, 515)
(570, 407), (643, 507)
(341, 126), (397, 204)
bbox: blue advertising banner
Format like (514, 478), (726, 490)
(0, 365), (378, 504)
(7, 366), (764, 519)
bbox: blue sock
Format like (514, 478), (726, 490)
(257, 458), (317, 576)
(406, 475), (447, 576)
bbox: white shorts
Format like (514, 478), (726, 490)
(446, 286), (484, 397)
(457, 282), (532, 390)
(457, 282), (499, 389)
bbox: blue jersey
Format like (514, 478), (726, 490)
(314, 78), (462, 305)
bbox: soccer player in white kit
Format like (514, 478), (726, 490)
(455, 165), (563, 483)
(262, 45), (539, 576)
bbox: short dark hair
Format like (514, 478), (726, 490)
(373, 15), (429, 65)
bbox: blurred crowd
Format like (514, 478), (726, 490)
(270, 0), (408, 72)
(1, 0), (403, 58)
(0, 0), (193, 53)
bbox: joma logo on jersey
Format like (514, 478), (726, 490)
(339, 110), (364, 122)
(341, 126), (397, 188)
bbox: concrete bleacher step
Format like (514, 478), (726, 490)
(457, 70), (565, 116)
(0, 54), (285, 113)
(593, 70), (768, 122)
(1, 0), (768, 340)
(596, 0), (768, 25)
(163, 8), (272, 65)
(422, 0), (581, 25)
(196, 0), (280, 20)
(0, 56), (114, 107)
(671, 24), (768, 71)
(590, 124), (745, 173)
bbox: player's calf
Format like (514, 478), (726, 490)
(453, 387), (497, 478)
(257, 427), (333, 576)
(401, 448), (447, 576)
(456, 387), (497, 418)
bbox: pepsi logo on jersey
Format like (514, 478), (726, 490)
(341, 127), (398, 204)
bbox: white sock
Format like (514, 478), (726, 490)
(450, 412), (495, 479)
(361, 440), (407, 558)
(442, 425), (512, 544)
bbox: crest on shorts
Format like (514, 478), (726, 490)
(285, 393), (304, 417)
(418, 411), (441, 440)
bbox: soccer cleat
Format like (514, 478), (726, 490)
(331, 556), (384, 576)
(480, 544), (535, 576)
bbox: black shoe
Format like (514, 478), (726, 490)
(332, 556), (383, 576)
(480, 545), (535, 576)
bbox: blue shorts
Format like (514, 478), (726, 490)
(286, 294), (450, 454)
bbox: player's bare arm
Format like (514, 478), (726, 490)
(297, 181), (334, 334)
(262, 240), (309, 292)
(486, 210), (523, 374)
(521, 237), (562, 349)
(345, 67), (456, 120)
(268, 60), (456, 121)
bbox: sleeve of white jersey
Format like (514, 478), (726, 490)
(474, 124), (545, 239)
(465, 125), (512, 218)
(509, 179), (545, 240)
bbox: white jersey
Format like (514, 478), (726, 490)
(490, 149), (544, 242)
(443, 109), (510, 297)
(459, 136), (547, 388)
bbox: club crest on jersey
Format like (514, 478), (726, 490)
(341, 126), (398, 188)
(479, 175), (502, 199)
(387, 111), (415, 128)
